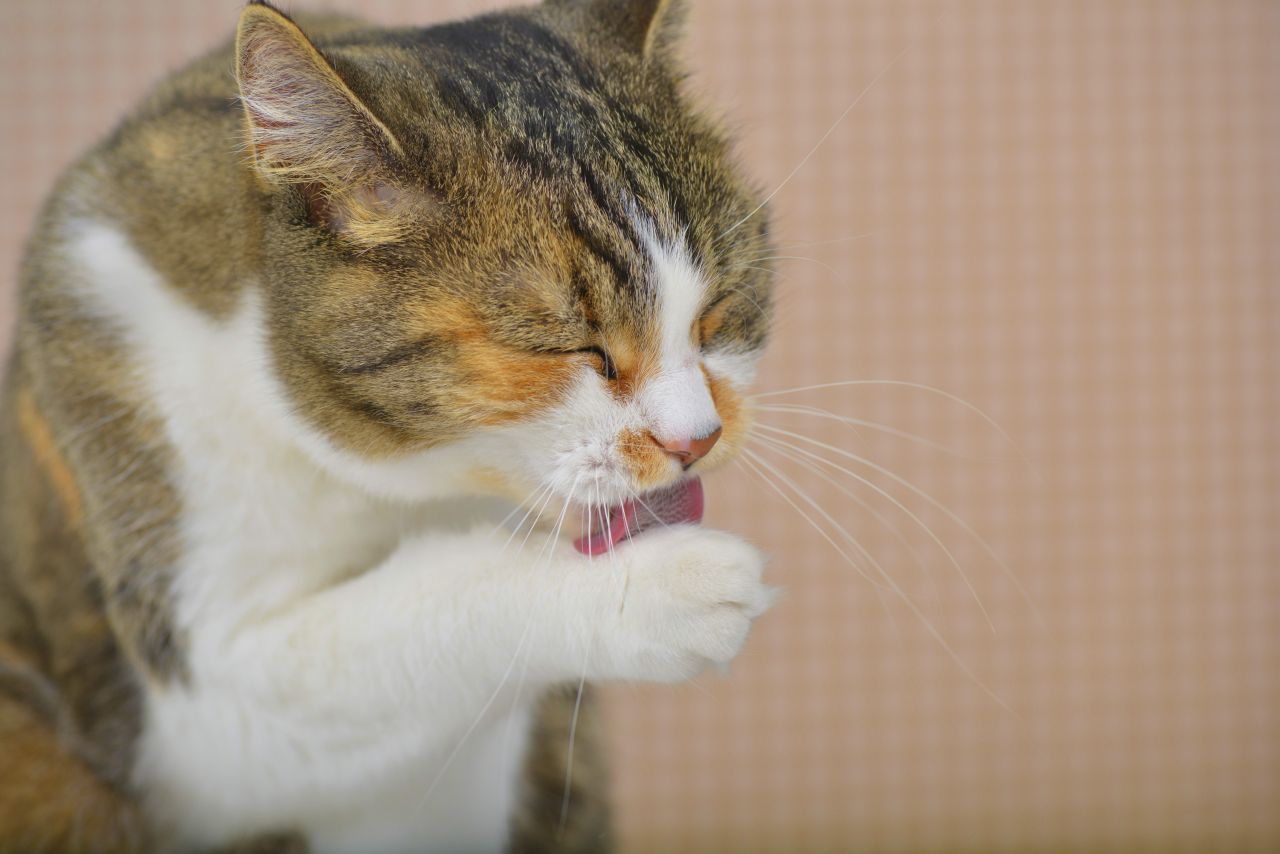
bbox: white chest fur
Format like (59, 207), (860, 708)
(66, 221), (531, 851)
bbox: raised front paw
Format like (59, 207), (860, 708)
(586, 526), (776, 683)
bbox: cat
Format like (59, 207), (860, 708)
(0, 0), (777, 850)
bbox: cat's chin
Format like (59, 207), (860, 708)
(573, 476), (705, 556)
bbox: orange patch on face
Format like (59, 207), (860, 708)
(400, 293), (575, 424)
(617, 427), (672, 489)
(16, 388), (83, 529)
(461, 342), (580, 426)
(699, 368), (750, 470)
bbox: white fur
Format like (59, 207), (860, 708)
(703, 348), (760, 392)
(633, 216), (722, 443)
(63, 220), (773, 851)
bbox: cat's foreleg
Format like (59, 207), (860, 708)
(163, 525), (772, 789)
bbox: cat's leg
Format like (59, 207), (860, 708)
(509, 686), (611, 854)
(0, 682), (145, 853)
(146, 524), (770, 817)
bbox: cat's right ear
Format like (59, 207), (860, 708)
(235, 2), (415, 242)
(546, 0), (688, 63)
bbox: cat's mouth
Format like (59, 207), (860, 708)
(572, 476), (704, 556)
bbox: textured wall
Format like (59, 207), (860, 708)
(2, 1), (1277, 851)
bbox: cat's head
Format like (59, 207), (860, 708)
(236, 0), (773, 523)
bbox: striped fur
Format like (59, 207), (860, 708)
(0, 1), (775, 849)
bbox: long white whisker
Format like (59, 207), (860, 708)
(742, 446), (900, 589)
(419, 615), (538, 809)
(734, 452), (889, 592)
(757, 425), (1042, 628)
(747, 438), (939, 642)
(764, 230), (881, 251)
(754, 403), (974, 458)
(501, 482), (557, 552)
(714, 39), (920, 248)
(739, 448), (900, 629)
(493, 480), (552, 535)
(750, 437), (937, 584)
(515, 484), (561, 555)
(751, 379), (1032, 473)
(739, 454), (1013, 713)
(628, 490), (672, 535)
(561, 476), (626, 835)
(734, 254), (839, 275)
(425, 477), (581, 811)
(752, 429), (995, 633)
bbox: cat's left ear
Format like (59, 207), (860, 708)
(235, 2), (416, 241)
(547, 0), (688, 62)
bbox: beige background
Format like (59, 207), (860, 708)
(2, 1), (1277, 851)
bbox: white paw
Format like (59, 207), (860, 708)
(585, 526), (776, 683)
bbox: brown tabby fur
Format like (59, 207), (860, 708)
(0, 0), (772, 849)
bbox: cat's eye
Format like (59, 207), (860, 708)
(581, 347), (618, 381)
(698, 293), (733, 347)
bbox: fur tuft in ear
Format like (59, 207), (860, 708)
(547, 0), (688, 62)
(235, 2), (420, 242)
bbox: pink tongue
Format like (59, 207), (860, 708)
(573, 477), (704, 556)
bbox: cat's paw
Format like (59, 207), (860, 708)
(586, 526), (776, 683)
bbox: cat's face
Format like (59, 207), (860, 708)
(239, 1), (772, 513)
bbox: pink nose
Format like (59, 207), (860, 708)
(654, 426), (722, 468)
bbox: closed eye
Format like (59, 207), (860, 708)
(698, 292), (734, 347)
(578, 346), (618, 382)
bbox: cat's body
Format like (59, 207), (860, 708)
(0, 1), (774, 850)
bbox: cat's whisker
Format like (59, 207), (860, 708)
(740, 445), (911, 610)
(502, 479), (587, 780)
(558, 663), (590, 837)
(750, 379), (1034, 475)
(712, 279), (773, 317)
(749, 438), (934, 643)
(496, 480), (556, 544)
(754, 403), (976, 459)
(738, 448), (900, 632)
(752, 429), (995, 633)
(422, 477), (582, 812)
(734, 450), (889, 593)
(628, 489), (673, 534)
(755, 424), (1042, 628)
(560, 478), (627, 835)
(739, 449), (1014, 713)
(743, 443), (917, 604)
(713, 38), (921, 250)
(419, 601), (537, 810)
(730, 264), (787, 279)
(763, 230), (881, 252)
(751, 435), (939, 587)
(536, 476), (581, 565)
(602, 487), (617, 559)
(734, 254), (839, 275)
(514, 483), (562, 555)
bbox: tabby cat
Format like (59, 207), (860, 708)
(0, 0), (775, 850)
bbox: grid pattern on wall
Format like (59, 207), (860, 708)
(1, 1), (1277, 851)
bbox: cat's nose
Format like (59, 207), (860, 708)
(654, 426), (722, 468)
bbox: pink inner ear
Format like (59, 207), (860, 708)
(350, 183), (402, 211)
(237, 12), (397, 188)
(318, 183), (398, 231)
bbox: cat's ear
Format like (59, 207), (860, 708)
(548, 0), (688, 62)
(235, 2), (415, 241)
